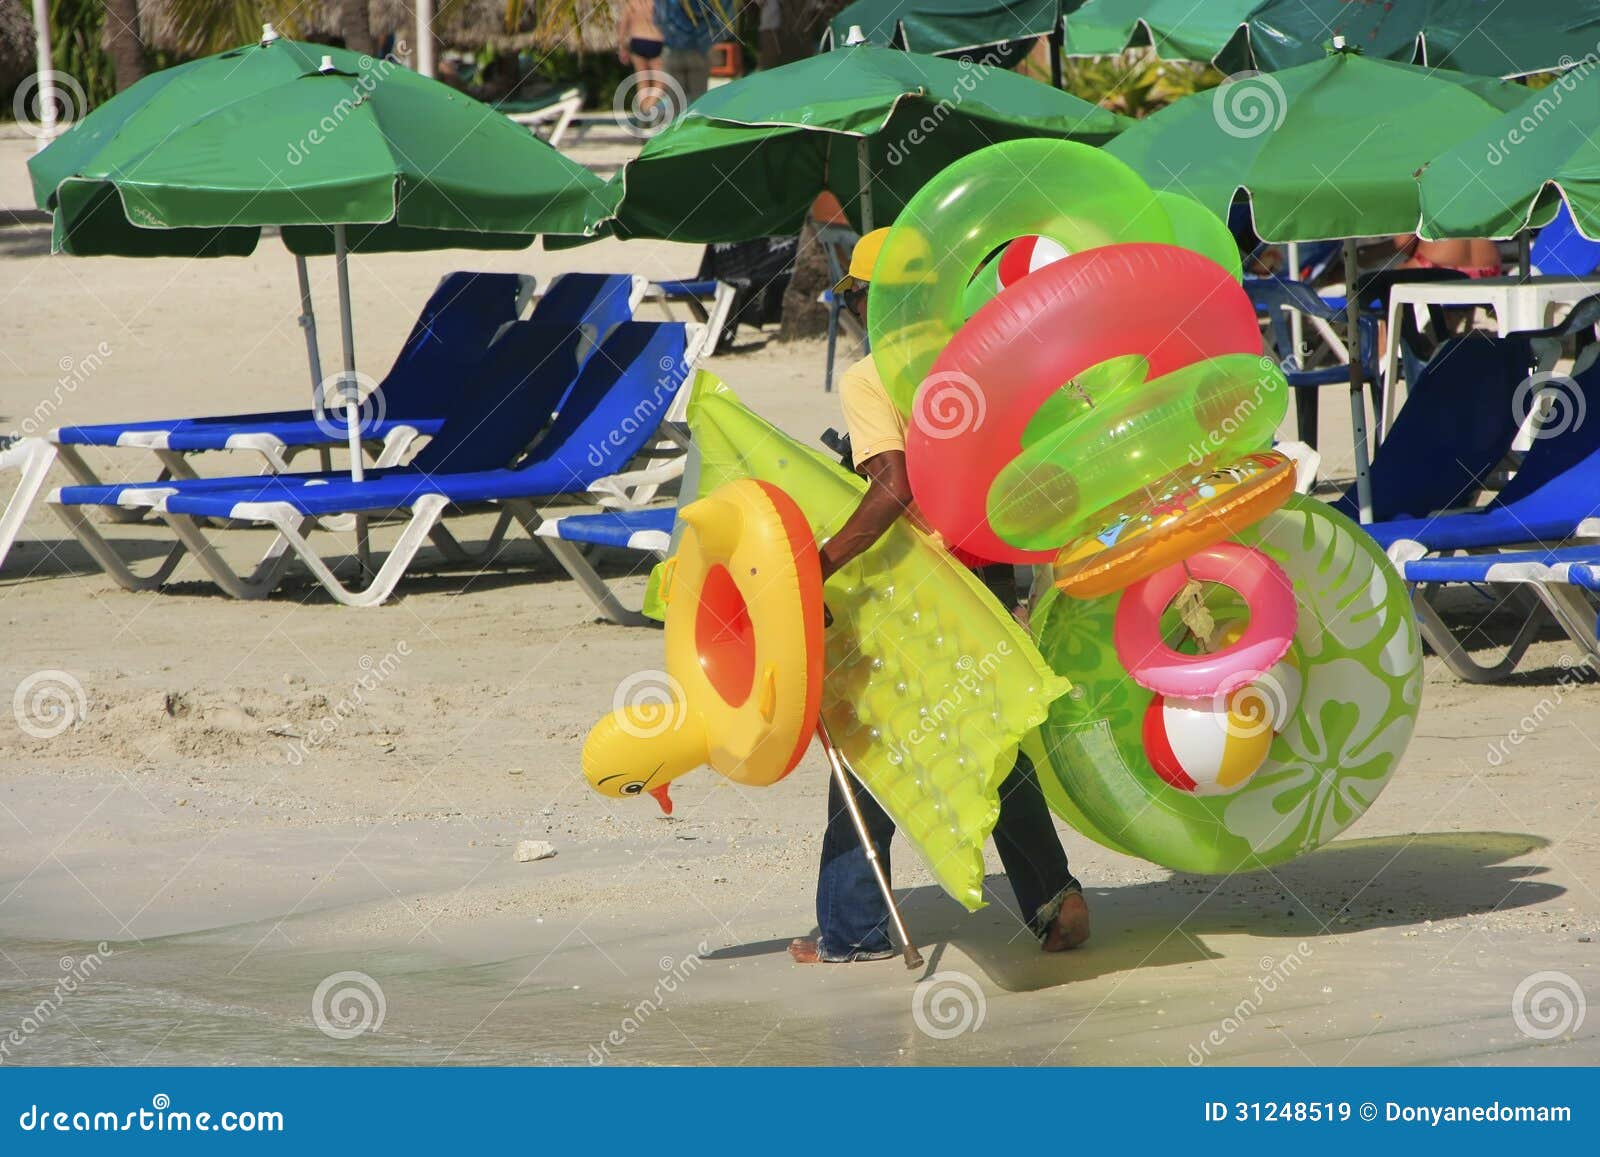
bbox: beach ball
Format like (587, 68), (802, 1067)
(997, 235), (1070, 286)
(1139, 637), (1304, 796)
(1141, 689), (1272, 795)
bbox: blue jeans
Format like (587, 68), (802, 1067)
(814, 750), (1079, 961)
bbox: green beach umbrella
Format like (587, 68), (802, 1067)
(587, 44), (1126, 242)
(822, 0), (1069, 82)
(1418, 65), (1600, 240)
(1063, 0), (1263, 67)
(1066, 0), (1600, 78)
(1105, 50), (1526, 241)
(1108, 50), (1526, 522)
(29, 29), (605, 562)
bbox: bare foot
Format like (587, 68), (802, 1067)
(1042, 891), (1091, 952)
(788, 938), (823, 964)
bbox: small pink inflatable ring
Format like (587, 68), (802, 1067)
(1114, 542), (1296, 699)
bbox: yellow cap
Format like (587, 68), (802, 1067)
(833, 227), (891, 293)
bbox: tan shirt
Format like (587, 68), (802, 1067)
(838, 354), (906, 467)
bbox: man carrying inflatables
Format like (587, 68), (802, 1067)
(787, 229), (1092, 965)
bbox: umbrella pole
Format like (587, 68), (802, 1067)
(856, 138), (875, 234)
(1518, 228), (1532, 282)
(815, 717), (923, 971)
(1345, 237), (1374, 522)
(29, 0), (55, 150)
(294, 254), (333, 473)
(332, 224), (372, 576)
(1049, 27), (1064, 90)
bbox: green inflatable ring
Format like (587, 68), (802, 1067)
(1032, 495), (1423, 873)
(868, 139), (1175, 415)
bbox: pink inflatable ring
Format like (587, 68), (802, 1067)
(1113, 542), (1296, 699)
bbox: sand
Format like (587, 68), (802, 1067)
(1, 127), (1597, 1066)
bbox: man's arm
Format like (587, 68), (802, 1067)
(818, 450), (914, 582)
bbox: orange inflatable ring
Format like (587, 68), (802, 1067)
(581, 479), (824, 814)
(1053, 451), (1295, 601)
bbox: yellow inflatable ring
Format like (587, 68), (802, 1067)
(1053, 451), (1295, 601)
(582, 479), (824, 813)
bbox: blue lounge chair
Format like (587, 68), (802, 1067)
(533, 507), (677, 625)
(53, 321), (697, 606)
(1330, 329), (1537, 524)
(1362, 327), (1600, 680)
(56, 271), (536, 473)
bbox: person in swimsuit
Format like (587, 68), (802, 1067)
(617, 0), (666, 119)
(1393, 234), (1503, 279)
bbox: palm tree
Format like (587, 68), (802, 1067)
(103, 0), (148, 89)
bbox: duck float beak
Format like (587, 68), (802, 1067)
(648, 784), (674, 815)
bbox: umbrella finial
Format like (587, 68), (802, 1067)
(261, 23), (279, 45)
(845, 25), (868, 46)
(320, 55), (336, 73)
(1332, 34), (1347, 51)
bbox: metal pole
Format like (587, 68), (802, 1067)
(30, 0), (57, 150)
(293, 254), (324, 399)
(1518, 228), (1532, 282)
(1286, 241), (1307, 375)
(1049, 27), (1064, 90)
(815, 718), (923, 970)
(415, 0), (435, 78)
(856, 138), (875, 234)
(333, 225), (372, 575)
(1345, 237), (1374, 522)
